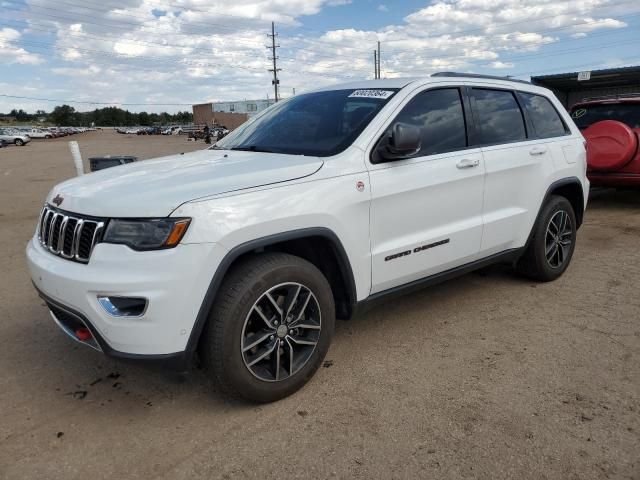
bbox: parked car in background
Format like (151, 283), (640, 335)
(137, 127), (162, 135)
(25, 128), (53, 139)
(49, 128), (67, 137)
(0, 128), (31, 146)
(28, 74), (588, 403)
(570, 96), (640, 187)
(212, 126), (229, 139)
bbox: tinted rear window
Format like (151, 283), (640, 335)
(472, 89), (526, 144)
(570, 103), (640, 129)
(519, 93), (569, 138)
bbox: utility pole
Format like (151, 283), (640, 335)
(267, 22), (281, 102)
(377, 41), (381, 79)
(374, 50), (378, 79)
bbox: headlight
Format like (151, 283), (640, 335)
(103, 218), (190, 250)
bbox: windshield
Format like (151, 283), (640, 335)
(215, 88), (399, 157)
(570, 103), (640, 129)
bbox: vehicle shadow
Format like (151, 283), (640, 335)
(587, 187), (640, 211)
(9, 256), (528, 411)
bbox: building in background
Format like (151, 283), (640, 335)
(192, 98), (276, 130)
(532, 65), (640, 109)
(214, 99), (276, 116)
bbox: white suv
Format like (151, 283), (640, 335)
(27, 73), (588, 402)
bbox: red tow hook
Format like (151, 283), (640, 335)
(75, 328), (93, 341)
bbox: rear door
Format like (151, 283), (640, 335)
(367, 86), (485, 294)
(469, 87), (565, 255)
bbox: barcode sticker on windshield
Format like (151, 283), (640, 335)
(349, 90), (394, 99)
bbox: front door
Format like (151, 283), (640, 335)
(367, 87), (485, 294)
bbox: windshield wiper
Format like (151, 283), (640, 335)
(230, 145), (278, 153)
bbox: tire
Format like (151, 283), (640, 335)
(516, 195), (577, 282)
(45, 135), (52, 139)
(200, 253), (335, 403)
(14, 139), (24, 146)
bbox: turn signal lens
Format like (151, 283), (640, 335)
(165, 219), (190, 247)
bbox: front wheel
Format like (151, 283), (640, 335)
(200, 253), (335, 403)
(516, 195), (577, 281)
(14, 139), (24, 146)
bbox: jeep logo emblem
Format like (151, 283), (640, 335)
(52, 194), (64, 206)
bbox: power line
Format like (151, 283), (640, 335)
(0, 93), (195, 106)
(297, 11), (640, 66)
(0, 25), (360, 81)
(4, 13), (637, 82)
(6, 0), (638, 63)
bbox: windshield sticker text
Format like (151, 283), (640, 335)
(349, 90), (394, 99)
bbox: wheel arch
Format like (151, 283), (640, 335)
(185, 227), (357, 357)
(546, 177), (585, 228)
(522, 176), (586, 255)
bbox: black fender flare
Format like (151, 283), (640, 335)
(184, 227), (357, 357)
(522, 176), (586, 254)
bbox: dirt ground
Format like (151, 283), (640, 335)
(0, 131), (638, 480)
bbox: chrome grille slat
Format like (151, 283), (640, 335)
(73, 220), (85, 261)
(56, 216), (69, 254)
(37, 205), (105, 264)
(47, 213), (60, 251)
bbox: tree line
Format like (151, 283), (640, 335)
(2, 105), (193, 127)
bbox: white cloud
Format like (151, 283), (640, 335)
(378, 4), (389, 12)
(0, 28), (43, 65)
(490, 61), (514, 69)
(1, 0), (633, 112)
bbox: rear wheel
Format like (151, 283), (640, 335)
(516, 195), (577, 281)
(14, 139), (24, 146)
(200, 253), (335, 403)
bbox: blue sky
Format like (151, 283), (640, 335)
(1, 0), (639, 113)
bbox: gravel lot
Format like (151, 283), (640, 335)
(0, 131), (638, 479)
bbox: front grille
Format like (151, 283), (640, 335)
(37, 205), (105, 263)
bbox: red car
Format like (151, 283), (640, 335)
(570, 97), (640, 187)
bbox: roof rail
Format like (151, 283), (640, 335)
(431, 72), (531, 85)
(580, 92), (640, 102)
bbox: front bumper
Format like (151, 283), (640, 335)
(26, 236), (227, 361)
(37, 288), (192, 371)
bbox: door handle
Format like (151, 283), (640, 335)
(456, 158), (480, 169)
(529, 146), (548, 156)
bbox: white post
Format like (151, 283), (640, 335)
(68, 141), (84, 176)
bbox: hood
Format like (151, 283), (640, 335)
(47, 149), (323, 217)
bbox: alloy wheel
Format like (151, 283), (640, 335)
(545, 210), (573, 268)
(241, 282), (321, 382)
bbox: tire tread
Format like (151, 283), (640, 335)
(201, 252), (333, 402)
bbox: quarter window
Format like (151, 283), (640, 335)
(386, 88), (467, 158)
(519, 93), (568, 138)
(472, 89), (526, 144)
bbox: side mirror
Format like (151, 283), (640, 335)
(376, 122), (421, 161)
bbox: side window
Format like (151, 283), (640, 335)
(388, 88), (467, 158)
(519, 92), (569, 138)
(472, 88), (526, 144)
